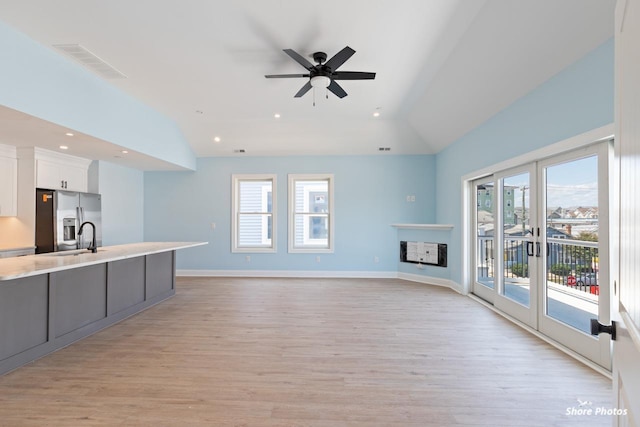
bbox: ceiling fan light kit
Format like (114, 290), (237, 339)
(265, 46), (376, 103)
(310, 75), (331, 88)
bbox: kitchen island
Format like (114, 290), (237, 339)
(0, 242), (206, 375)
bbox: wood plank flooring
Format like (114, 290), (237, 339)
(0, 277), (611, 426)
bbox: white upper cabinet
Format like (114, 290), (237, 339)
(34, 149), (91, 192)
(0, 145), (18, 217)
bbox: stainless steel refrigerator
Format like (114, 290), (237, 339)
(35, 189), (102, 254)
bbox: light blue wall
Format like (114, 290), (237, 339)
(97, 161), (144, 245)
(0, 20), (196, 171)
(435, 38), (614, 286)
(144, 155), (436, 272)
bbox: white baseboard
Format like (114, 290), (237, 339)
(397, 272), (463, 294)
(177, 269), (462, 293)
(176, 269), (398, 279)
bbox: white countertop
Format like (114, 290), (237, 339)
(390, 224), (454, 230)
(0, 242), (207, 281)
(0, 246), (36, 252)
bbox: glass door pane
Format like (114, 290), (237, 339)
(475, 181), (495, 290)
(501, 173), (532, 307)
(544, 155), (599, 334)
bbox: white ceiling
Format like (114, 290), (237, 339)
(0, 0), (615, 168)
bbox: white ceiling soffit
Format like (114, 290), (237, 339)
(0, 0), (616, 166)
(0, 106), (187, 171)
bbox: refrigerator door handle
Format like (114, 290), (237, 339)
(76, 206), (82, 249)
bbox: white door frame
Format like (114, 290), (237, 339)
(492, 163), (538, 329)
(612, 0), (640, 423)
(536, 142), (611, 369)
(462, 125), (615, 369)
(471, 175), (497, 304)
(462, 124), (614, 295)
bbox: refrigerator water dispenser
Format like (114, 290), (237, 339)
(63, 218), (76, 241)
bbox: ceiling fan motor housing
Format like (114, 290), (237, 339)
(311, 52), (331, 79)
(313, 51), (327, 64)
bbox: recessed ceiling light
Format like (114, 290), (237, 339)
(65, 132), (74, 136)
(59, 145), (69, 150)
(213, 136), (221, 143)
(121, 150), (129, 154)
(274, 113), (281, 119)
(373, 111), (380, 117)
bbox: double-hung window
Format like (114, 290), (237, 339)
(288, 174), (334, 253)
(232, 174), (276, 252)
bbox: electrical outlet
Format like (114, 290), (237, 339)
(316, 256), (321, 263)
(211, 222), (216, 230)
(406, 195), (411, 202)
(245, 255), (251, 262)
(410, 195), (416, 202)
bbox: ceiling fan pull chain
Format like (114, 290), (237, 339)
(326, 88), (328, 99)
(313, 87), (316, 107)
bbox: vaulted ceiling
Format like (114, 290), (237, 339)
(0, 0), (615, 167)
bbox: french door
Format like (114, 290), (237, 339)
(472, 142), (611, 369)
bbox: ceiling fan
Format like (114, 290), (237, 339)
(265, 46), (376, 101)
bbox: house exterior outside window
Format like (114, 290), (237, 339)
(232, 174), (276, 252)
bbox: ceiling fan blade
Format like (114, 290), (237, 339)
(294, 81), (313, 98)
(283, 49), (314, 70)
(324, 46), (355, 71)
(332, 71), (376, 80)
(265, 74), (310, 78)
(327, 80), (348, 98)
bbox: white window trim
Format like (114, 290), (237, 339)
(231, 174), (277, 253)
(288, 173), (334, 253)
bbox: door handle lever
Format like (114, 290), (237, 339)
(590, 319), (616, 340)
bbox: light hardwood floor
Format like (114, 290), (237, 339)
(0, 277), (611, 426)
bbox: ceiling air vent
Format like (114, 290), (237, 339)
(378, 147), (391, 151)
(233, 149), (246, 154)
(53, 44), (127, 79)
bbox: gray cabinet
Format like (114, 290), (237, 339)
(53, 264), (108, 338)
(108, 257), (145, 316)
(146, 251), (174, 299)
(0, 275), (48, 361)
(0, 250), (176, 375)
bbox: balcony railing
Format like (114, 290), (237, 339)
(546, 238), (599, 295)
(476, 237), (599, 295)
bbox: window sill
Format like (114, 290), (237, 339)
(288, 248), (335, 254)
(232, 247), (277, 254)
(390, 223), (454, 230)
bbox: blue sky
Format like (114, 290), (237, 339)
(546, 155), (598, 207)
(502, 155), (598, 209)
